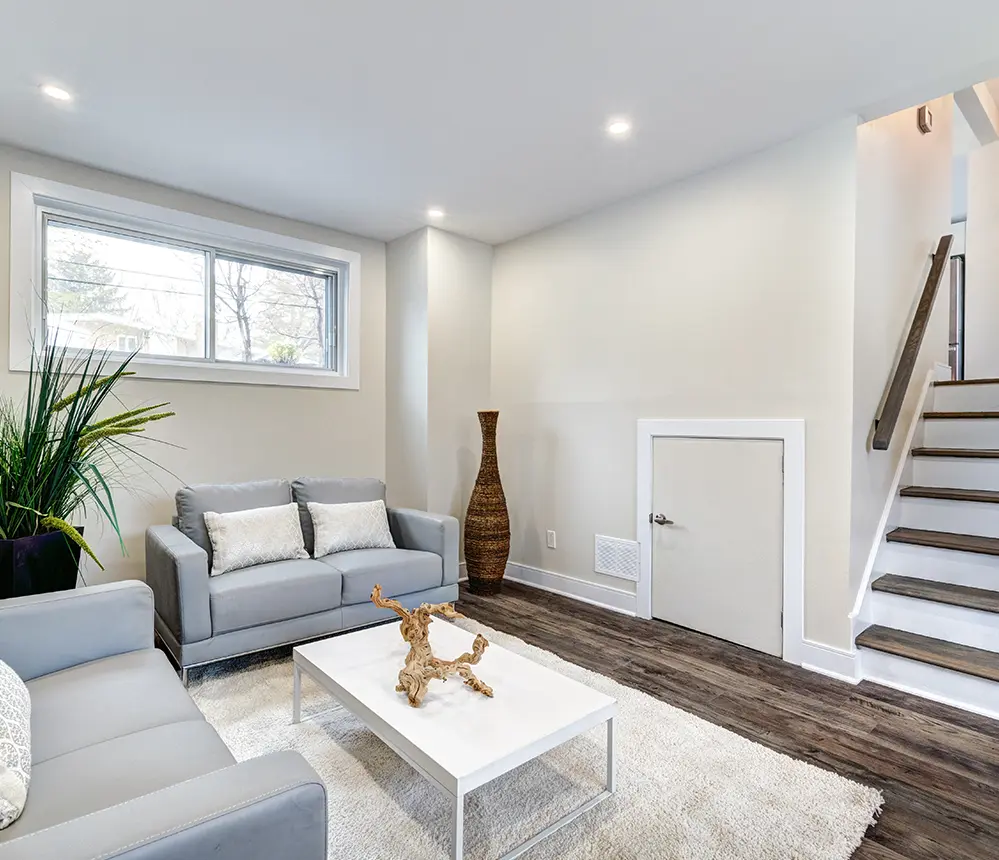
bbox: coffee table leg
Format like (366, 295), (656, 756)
(606, 716), (616, 792)
(293, 662), (301, 724)
(452, 787), (464, 860)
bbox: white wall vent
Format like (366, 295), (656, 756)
(594, 535), (640, 581)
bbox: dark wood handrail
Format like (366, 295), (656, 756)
(873, 234), (954, 451)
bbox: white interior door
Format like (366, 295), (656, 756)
(650, 436), (784, 657)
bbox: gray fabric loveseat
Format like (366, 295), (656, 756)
(146, 477), (459, 679)
(0, 581), (326, 859)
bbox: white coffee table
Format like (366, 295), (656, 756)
(293, 620), (617, 860)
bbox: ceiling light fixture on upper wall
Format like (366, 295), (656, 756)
(605, 117), (632, 138)
(427, 207), (445, 219)
(40, 84), (72, 102)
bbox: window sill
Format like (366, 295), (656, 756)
(9, 352), (360, 390)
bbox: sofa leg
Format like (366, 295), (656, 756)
(181, 667), (189, 687)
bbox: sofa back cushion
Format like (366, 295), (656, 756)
(176, 479), (292, 564)
(292, 478), (386, 556)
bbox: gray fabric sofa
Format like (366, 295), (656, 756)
(0, 581), (326, 860)
(146, 477), (459, 679)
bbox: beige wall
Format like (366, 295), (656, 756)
(385, 227), (492, 550)
(966, 140), (999, 378)
(426, 228), (493, 526)
(491, 118), (861, 648)
(385, 229), (429, 509)
(0, 144), (387, 585)
(849, 98), (954, 592)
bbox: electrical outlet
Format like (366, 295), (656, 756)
(546, 530), (557, 549)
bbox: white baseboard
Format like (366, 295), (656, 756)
(467, 564), (857, 684)
(799, 639), (859, 684)
(501, 562), (638, 616)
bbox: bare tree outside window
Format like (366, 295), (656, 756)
(214, 257), (330, 367)
(214, 259), (260, 362)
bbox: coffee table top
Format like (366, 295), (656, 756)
(294, 619), (616, 794)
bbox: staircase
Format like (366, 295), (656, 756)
(856, 377), (999, 718)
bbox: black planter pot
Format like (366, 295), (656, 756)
(0, 529), (83, 599)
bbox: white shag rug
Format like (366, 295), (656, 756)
(189, 620), (882, 860)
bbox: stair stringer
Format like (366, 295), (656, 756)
(850, 366), (940, 640)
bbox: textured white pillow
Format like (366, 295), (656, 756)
(0, 659), (30, 830)
(203, 503), (308, 576)
(308, 500), (396, 557)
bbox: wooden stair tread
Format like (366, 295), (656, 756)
(856, 625), (999, 683)
(900, 486), (999, 504)
(872, 574), (999, 614)
(886, 527), (999, 557)
(911, 447), (999, 458)
(934, 377), (999, 386)
(923, 411), (999, 419)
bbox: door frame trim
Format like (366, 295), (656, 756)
(636, 418), (806, 666)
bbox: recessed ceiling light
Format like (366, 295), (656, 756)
(427, 207), (445, 219)
(606, 118), (632, 138)
(40, 84), (72, 102)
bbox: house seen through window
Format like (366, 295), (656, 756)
(44, 218), (338, 370)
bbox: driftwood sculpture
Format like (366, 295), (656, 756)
(371, 584), (494, 708)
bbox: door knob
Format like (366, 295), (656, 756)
(650, 514), (674, 526)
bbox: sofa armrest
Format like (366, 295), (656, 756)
(388, 508), (459, 586)
(0, 581), (153, 681)
(0, 751), (327, 860)
(145, 525), (211, 645)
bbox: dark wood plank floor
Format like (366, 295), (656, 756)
(457, 581), (999, 860)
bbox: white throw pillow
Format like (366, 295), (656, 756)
(0, 659), (30, 830)
(308, 500), (396, 557)
(203, 503), (308, 576)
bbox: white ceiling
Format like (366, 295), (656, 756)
(4, 1), (999, 245)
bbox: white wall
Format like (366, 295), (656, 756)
(849, 98), (954, 593)
(966, 140), (999, 378)
(491, 118), (861, 649)
(0, 144), (387, 584)
(385, 227), (492, 548)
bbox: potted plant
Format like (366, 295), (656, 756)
(0, 344), (174, 598)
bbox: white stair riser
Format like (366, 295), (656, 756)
(932, 384), (999, 412)
(860, 647), (999, 721)
(878, 543), (999, 590)
(913, 457), (999, 491)
(923, 418), (999, 448)
(900, 497), (999, 538)
(869, 590), (999, 651)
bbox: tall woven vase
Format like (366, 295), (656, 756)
(464, 410), (510, 595)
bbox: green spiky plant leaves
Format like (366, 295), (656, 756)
(0, 344), (175, 571)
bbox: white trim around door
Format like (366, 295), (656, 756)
(635, 418), (806, 667)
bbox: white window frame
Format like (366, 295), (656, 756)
(9, 172), (362, 389)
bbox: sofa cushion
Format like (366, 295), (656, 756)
(0, 659), (30, 830)
(321, 548), (442, 605)
(176, 479), (292, 563)
(309, 500), (396, 557)
(26, 650), (204, 765)
(204, 503), (308, 576)
(292, 477), (385, 556)
(209, 559), (343, 635)
(0, 721), (234, 842)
